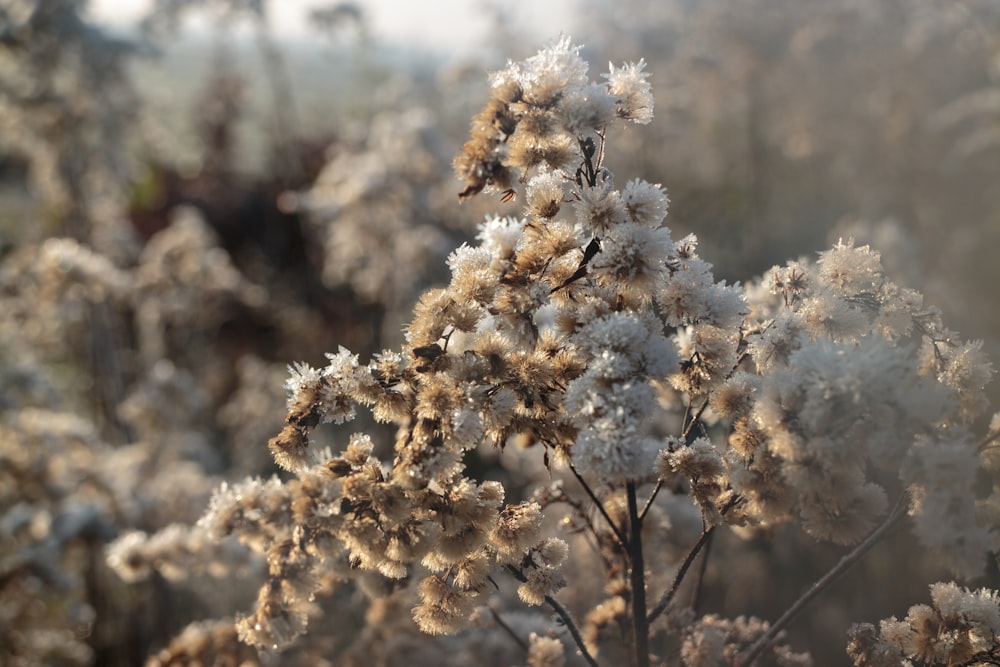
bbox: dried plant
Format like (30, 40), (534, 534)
(288, 106), (463, 343)
(108, 38), (1000, 667)
(847, 581), (1000, 666)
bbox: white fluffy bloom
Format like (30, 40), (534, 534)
(621, 178), (669, 227)
(816, 239), (883, 293)
(756, 336), (946, 467)
(198, 476), (287, 540)
(669, 323), (740, 395)
(560, 82), (618, 133)
(449, 407), (484, 447)
(746, 312), (803, 372)
(872, 285), (922, 339)
(592, 223), (673, 296)
(564, 312), (677, 480)
(574, 311), (678, 379)
(495, 36), (589, 97)
(526, 632), (566, 667)
(575, 179), (626, 233)
(447, 243), (496, 303)
(285, 361), (323, 407)
(476, 215), (526, 258)
(566, 371), (661, 481)
(522, 36), (589, 88)
(903, 434), (993, 578)
(798, 295), (871, 342)
(319, 347), (377, 424)
(940, 340), (993, 398)
(604, 59), (654, 124)
(663, 438), (725, 480)
(680, 624), (726, 667)
(526, 168), (566, 217)
(657, 237), (728, 326)
(735, 332), (968, 545)
(447, 243), (493, 277)
(860, 583), (1000, 664)
(576, 311), (647, 353)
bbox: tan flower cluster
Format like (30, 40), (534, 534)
(161, 36), (674, 655)
(729, 239), (998, 572)
(291, 107), (461, 328)
(848, 582), (1000, 666)
(106, 36), (1000, 667)
(454, 36), (653, 201)
(145, 620), (261, 667)
(680, 615), (811, 667)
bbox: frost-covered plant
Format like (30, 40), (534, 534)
(111, 38), (999, 667)
(0, 204), (293, 664)
(0, 0), (138, 252)
(847, 582), (1000, 666)
(290, 107), (464, 342)
(572, 0), (1000, 352)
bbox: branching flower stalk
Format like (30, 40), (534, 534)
(626, 481), (650, 667)
(108, 38), (1000, 666)
(737, 494), (909, 667)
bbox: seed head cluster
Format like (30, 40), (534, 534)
(104, 38), (1000, 664)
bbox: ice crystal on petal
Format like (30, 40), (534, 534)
(592, 223), (673, 298)
(513, 36), (589, 95)
(575, 180), (626, 233)
(817, 239), (883, 294)
(561, 82), (618, 133)
(476, 215), (526, 259)
(526, 168), (566, 219)
(567, 377), (660, 481)
(621, 178), (669, 227)
(284, 362), (322, 408)
(604, 59), (654, 124)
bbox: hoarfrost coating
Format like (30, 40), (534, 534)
(95, 36), (1000, 666)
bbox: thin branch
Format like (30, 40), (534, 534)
(595, 128), (607, 172)
(957, 648), (1000, 666)
(977, 428), (1000, 453)
(569, 463), (628, 550)
(627, 482), (650, 667)
(505, 565), (599, 667)
(682, 397), (711, 441)
(638, 479), (663, 523)
(558, 495), (617, 575)
(647, 496), (738, 624)
(736, 494), (909, 667)
(489, 607), (529, 652)
(547, 592), (600, 667)
(646, 525), (716, 624)
(690, 526), (714, 614)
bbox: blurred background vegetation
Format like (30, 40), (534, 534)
(1, 0), (998, 665)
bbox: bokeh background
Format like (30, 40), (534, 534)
(1, 0), (998, 665)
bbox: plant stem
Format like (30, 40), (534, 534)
(547, 592), (601, 667)
(506, 565), (599, 667)
(646, 525), (716, 624)
(638, 479), (663, 523)
(736, 495), (908, 667)
(647, 496), (737, 624)
(627, 482), (650, 667)
(569, 463), (628, 549)
(489, 607), (529, 651)
(690, 527), (714, 614)
(682, 397), (711, 441)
